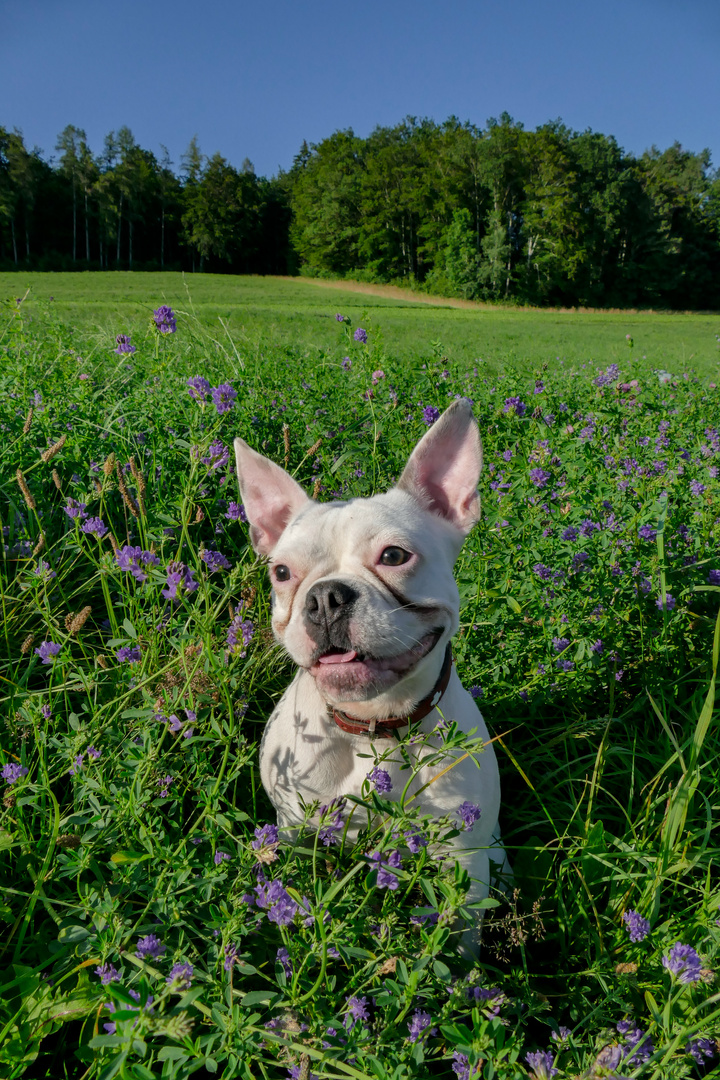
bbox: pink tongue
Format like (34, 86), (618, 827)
(318, 650), (358, 665)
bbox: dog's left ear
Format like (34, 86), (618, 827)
(234, 438), (311, 555)
(396, 399), (482, 534)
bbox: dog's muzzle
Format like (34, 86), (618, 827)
(304, 579), (358, 644)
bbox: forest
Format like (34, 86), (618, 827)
(1, 115), (719, 308)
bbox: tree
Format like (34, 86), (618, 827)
(56, 125), (86, 261)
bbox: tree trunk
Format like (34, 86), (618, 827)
(99, 235), (104, 269)
(11, 217), (18, 264)
(129, 218), (133, 269)
(85, 192), (90, 262)
(161, 207), (165, 268)
(116, 192), (123, 264)
(25, 224), (30, 260)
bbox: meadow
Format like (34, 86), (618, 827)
(1, 276), (720, 1079)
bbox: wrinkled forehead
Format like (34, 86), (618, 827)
(272, 490), (431, 564)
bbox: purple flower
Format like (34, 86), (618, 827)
(368, 766), (392, 794)
(421, 405), (440, 426)
(136, 934), (166, 960)
(223, 943), (237, 971)
(227, 614), (254, 657)
(167, 962), (193, 989)
(687, 1037), (716, 1064)
(32, 559), (56, 580)
(35, 641), (61, 665)
(63, 498), (87, 520)
(187, 375), (211, 401)
(533, 563), (553, 581)
(267, 891), (299, 927)
(525, 1050), (558, 1079)
(114, 334), (136, 355)
(370, 849), (402, 890)
(556, 658), (575, 673)
(469, 685), (484, 699)
(162, 561), (198, 601)
(530, 467), (551, 488)
(344, 995), (370, 1029)
(153, 305), (177, 333)
(709, 569), (720, 586)
(534, 379), (545, 394)
(341, 357), (351, 371)
(116, 645), (141, 663)
(457, 801), (482, 831)
(690, 479), (706, 497)
(87, 745), (101, 760)
(371, 368), (384, 383)
(407, 1010), (436, 1042)
(200, 439), (229, 471)
(353, 327), (367, 343)
(201, 549), (230, 573)
(552, 636), (570, 654)
(95, 962), (120, 985)
(276, 946), (292, 979)
(656, 593), (676, 611)
(335, 313), (345, 322)
(593, 363), (620, 388)
(2, 762), (28, 784)
(662, 942), (702, 983)
(318, 812), (344, 846)
(80, 516), (108, 538)
(226, 501), (247, 522)
(69, 754), (84, 776)
(157, 774), (174, 797)
(617, 1020), (655, 1063)
(503, 396), (527, 417)
(622, 909), (650, 942)
(211, 382), (237, 415)
(561, 526), (578, 541)
(214, 850), (230, 865)
(116, 545), (159, 583)
(404, 827), (427, 853)
(638, 524), (657, 541)
(452, 1052), (473, 1080)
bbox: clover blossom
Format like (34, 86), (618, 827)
(116, 645), (141, 663)
(457, 801), (482, 831)
(81, 516), (108, 538)
(201, 549), (230, 573)
(2, 762), (28, 784)
(407, 1010), (436, 1042)
(226, 501), (247, 522)
(530, 467), (551, 488)
(152, 305), (176, 333)
(525, 1050), (558, 1079)
(344, 995), (370, 1029)
(503, 396), (527, 417)
(187, 375), (211, 401)
(662, 942), (702, 983)
(116, 545), (159, 583)
(95, 962), (120, 985)
(367, 766), (392, 794)
(136, 934), (166, 960)
(63, 498), (87, 520)
(211, 382), (237, 415)
(162, 561), (198, 601)
(200, 440), (229, 471)
(622, 909), (650, 942)
(114, 334), (136, 355)
(35, 641), (61, 665)
(422, 405), (440, 426)
(227, 614), (254, 657)
(167, 962), (193, 989)
(353, 327), (367, 343)
(469, 685), (484, 699)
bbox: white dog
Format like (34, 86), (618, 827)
(234, 400), (507, 954)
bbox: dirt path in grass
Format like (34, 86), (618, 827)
(273, 276), (489, 310)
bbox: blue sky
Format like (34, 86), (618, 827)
(2, 0), (719, 176)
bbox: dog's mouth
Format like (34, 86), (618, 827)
(309, 629), (443, 700)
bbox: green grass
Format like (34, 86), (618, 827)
(0, 286), (719, 1079)
(3, 271), (720, 378)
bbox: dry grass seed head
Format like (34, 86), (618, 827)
(23, 408), (33, 434)
(16, 469), (35, 510)
(41, 434), (67, 463)
(52, 469), (62, 491)
(32, 533), (45, 556)
(20, 634), (35, 655)
(67, 606), (92, 635)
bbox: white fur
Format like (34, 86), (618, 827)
(234, 400), (509, 955)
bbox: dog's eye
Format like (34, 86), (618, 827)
(274, 564), (291, 581)
(379, 546), (412, 567)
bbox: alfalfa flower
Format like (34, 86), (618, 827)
(622, 909), (650, 942)
(152, 305), (177, 333)
(662, 942), (703, 983)
(35, 641), (62, 665)
(2, 762), (28, 784)
(211, 383), (237, 415)
(354, 327), (367, 344)
(114, 334), (136, 355)
(136, 934), (166, 960)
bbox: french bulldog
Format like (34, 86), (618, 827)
(234, 399), (508, 955)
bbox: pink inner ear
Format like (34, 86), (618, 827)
(234, 439), (310, 555)
(397, 401), (482, 533)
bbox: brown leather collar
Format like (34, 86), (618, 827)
(328, 643), (453, 738)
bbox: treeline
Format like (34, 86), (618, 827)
(2, 115), (720, 307)
(0, 125), (293, 275)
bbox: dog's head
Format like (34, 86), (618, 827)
(234, 400), (482, 711)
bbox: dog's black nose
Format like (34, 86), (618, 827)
(305, 580), (359, 626)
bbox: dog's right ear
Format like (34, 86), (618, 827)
(233, 439), (311, 555)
